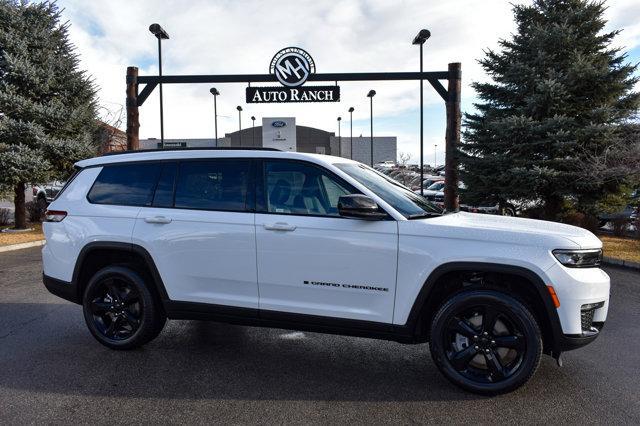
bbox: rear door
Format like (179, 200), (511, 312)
(254, 159), (398, 323)
(132, 159), (259, 308)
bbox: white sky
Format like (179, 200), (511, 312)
(59, 0), (640, 164)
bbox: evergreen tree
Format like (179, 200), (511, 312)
(0, 0), (98, 229)
(460, 0), (639, 220)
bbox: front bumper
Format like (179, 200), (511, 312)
(556, 322), (604, 351)
(545, 263), (610, 339)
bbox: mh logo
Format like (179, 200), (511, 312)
(270, 47), (315, 87)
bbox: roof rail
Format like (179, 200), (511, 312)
(102, 147), (280, 156)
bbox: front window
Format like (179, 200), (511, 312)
(335, 163), (443, 219)
(264, 160), (357, 217)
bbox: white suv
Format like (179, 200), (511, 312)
(42, 148), (610, 394)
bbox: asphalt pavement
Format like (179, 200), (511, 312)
(1, 247), (639, 424)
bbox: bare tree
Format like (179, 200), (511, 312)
(577, 123), (640, 186)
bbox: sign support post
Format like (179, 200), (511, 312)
(444, 62), (461, 212)
(125, 66), (139, 151)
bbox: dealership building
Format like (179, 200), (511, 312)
(140, 117), (397, 165)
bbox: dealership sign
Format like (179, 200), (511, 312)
(246, 47), (340, 103)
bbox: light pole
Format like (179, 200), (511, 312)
(348, 107), (354, 160)
(210, 87), (219, 146)
(367, 90), (376, 166)
(434, 144), (438, 168)
(236, 106), (243, 147)
(149, 23), (170, 149)
(337, 116), (342, 157)
(413, 29), (431, 195)
(251, 116), (256, 146)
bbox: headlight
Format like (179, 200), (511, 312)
(552, 249), (602, 268)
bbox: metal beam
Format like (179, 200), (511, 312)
(135, 71), (450, 106)
(427, 77), (448, 102)
(137, 71), (449, 84)
(136, 82), (157, 107)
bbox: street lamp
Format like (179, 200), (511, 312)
(337, 116), (342, 157)
(210, 87), (219, 146)
(236, 106), (243, 147)
(251, 116), (256, 146)
(413, 28), (431, 195)
(348, 107), (354, 160)
(149, 23), (170, 149)
(367, 90), (376, 166)
(434, 144), (438, 168)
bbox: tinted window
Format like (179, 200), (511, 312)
(88, 163), (161, 206)
(335, 163), (442, 219)
(264, 161), (356, 216)
(152, 162), (177, 207)
(174, 160), (251, 211)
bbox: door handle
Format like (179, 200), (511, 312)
(264, 222), (296, 232)
(144, 216), (172, 224)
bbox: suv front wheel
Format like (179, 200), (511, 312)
(82, 265), (166, 350)
(429, 290), (542, 395)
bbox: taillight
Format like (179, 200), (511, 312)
(44, 210), (67, 222)
(32, 187), (38, 196)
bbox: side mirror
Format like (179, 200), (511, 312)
(338, 194), (388, 220)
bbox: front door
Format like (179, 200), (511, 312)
(255, 160), (398, 323)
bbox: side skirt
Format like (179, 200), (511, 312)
(165, 300), (417, 344)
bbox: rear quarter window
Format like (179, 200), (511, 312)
(87, 163), (162, 206)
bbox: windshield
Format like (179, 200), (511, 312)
(335, 163), (443, 219)
(427, 181), (445, 191)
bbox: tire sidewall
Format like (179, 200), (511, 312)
(430, 290), (542, 395)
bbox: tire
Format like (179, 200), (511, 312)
(429, 290), (542, 395)
(82, 265), (166, 350)
(502, 207), (516, 217)
(36, 195), (48, 210)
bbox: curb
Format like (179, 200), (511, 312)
(602, 256), (640, 271)
(0, 240), (45, 253)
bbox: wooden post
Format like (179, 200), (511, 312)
(444, 62), (461, 212)
(126, 66), (139, 150)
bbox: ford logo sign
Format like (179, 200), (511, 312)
(272, 121), (287, 128)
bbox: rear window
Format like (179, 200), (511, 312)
(174, 159), (251, 211)
(87, 163), (162, 206)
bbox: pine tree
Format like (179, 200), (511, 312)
(460, 0), (639, 220)
(0, 0), (98, 229)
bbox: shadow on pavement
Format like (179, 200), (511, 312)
(0, 302), (489, 402)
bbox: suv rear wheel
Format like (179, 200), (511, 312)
(82, 265), (166, 350)
(429, 290), (542, 395)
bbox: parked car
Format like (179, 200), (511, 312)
(42, 148), (609, 395)
(597, 190), (639, 228)
(375, 160), (396, 170)
(24, 181), (66, 208)
(412, 175), (444, 192)
(416, 180), (516, 216)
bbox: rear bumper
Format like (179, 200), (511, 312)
(43, 274), (80, 304)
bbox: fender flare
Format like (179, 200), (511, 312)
(72, 241), (170, 304)
(403, 261), (564, 351)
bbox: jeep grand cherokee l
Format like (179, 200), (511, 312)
(42, 148), (610, 394)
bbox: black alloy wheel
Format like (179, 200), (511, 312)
(83, 266), (166, 350)
(88, 276), (142, 340)
(430, 290), (542, 395)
